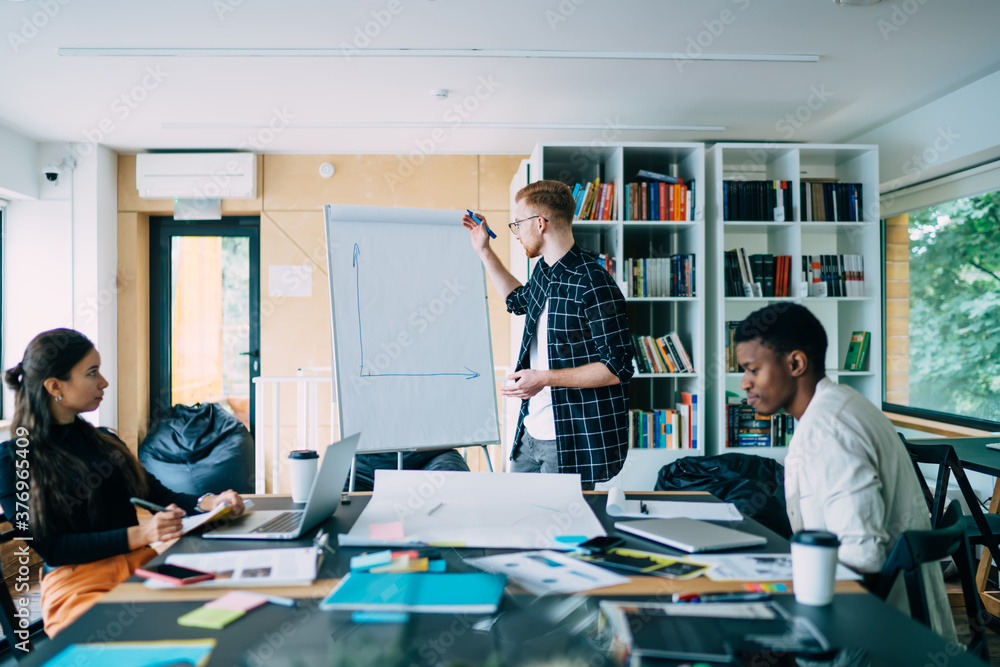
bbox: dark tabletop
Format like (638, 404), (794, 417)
(908, 436), (1000, 477)
(22, 493), (983, 667)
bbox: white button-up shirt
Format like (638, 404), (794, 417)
(786, 377), (956, 641)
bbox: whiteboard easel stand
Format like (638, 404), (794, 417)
(346, 442), (494, 492)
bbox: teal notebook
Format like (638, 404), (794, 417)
(320, 572), (506, 614)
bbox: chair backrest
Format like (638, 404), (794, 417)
(0, 513), (41, 657)
(899, 433), (938, 517)
(874, 501), (988, 660)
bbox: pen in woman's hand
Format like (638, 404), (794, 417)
(129, 497), (168, 513)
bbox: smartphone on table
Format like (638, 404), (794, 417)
(136, 564), (215, 586)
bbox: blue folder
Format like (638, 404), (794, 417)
(320, 572), (506, 614)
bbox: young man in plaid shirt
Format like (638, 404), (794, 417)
(463, 180), (633, 489)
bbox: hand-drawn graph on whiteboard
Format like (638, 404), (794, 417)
(325, 205), (500, 454)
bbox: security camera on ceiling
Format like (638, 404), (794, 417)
(44, 154), (78, 185)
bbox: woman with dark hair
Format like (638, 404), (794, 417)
(0, 328), (245, 637)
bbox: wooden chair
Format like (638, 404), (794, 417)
(872, 501), (988, 660)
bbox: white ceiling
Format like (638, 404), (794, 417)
(1, 0), (999, 154)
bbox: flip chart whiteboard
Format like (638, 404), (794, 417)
(324, 205), (500, 453)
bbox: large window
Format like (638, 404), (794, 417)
(884, 186), (1000, 427)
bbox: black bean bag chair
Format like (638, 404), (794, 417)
(346, 448), (470, 492)
(139, 403), (255, 496)
(656, 453), (792, 538)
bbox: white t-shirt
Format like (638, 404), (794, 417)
(522, 300), (556, 440)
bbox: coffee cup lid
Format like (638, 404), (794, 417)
(289, 450), (319, 459)
(791, 530), (840, 547)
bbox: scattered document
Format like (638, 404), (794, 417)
(694, 553), (862, 581)
(606, 487), (742, 521)
(144, 546), (320, 589)
(340, 471), (606, 550)
(465, 550), (629, 596)
(47, 640), (216, 667)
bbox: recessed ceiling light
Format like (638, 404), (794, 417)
(834, 0), (882, 5)
(162, 121), (726, 132)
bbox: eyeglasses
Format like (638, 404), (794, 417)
(509, 215), (541, 234)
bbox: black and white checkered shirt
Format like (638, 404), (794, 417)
(507, 244), (633, 484)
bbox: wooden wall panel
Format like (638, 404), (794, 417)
(262, 155), (478, 211)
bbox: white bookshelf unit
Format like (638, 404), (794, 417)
(706, 143), (881, 461)
(512, 142), (708, 487)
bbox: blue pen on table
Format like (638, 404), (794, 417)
(466, 210), (496, 239)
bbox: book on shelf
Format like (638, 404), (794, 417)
(572, 179), (616, 221)
(801, 254), (864, 297)
(843, 331), (871, 371)
(635, 168), (680, 184)
(631, 334), (694, 374)
(722, 180), (792, 222)
(725, 396), (794, 448)
(724, 321), (744, 373)
(628, 392), (699, 450)
(624, 178), (694, 222)
(800, 179), (864, 222)
(723, 250), (792, 297)
(625, 255), (696, 297)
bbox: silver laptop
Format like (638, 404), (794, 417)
(204, 433), (360, 540)
(615, 517), (767, 553)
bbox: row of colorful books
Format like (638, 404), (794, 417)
(625, 255), (696, 298)
(801, 180), (864, 222)
(628, 392), (698, 450)
(803, 254), (865, 297)
(571, 180), (616, 221)
(632, 334), (694, 374)
(723, 250), (793, 297)
(725, 398), (794, 448)
(722, 180), (793, 221)
(623, 179), (694, 221)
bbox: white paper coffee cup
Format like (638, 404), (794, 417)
(791, 530), (840, 606)
(288, 450), (319, 503)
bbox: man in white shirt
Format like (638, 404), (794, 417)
(734, 303), (956, 641)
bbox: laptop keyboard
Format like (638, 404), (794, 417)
(251, 511), (302, 534)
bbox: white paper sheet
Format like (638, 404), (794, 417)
(144, 546), (319, 589)
(465, 550), (629, 595)
(339, 470), (606, 550)
(150, 499), (255, 548)
(694, 553), (862, 582)
(606, 488), (742, 521)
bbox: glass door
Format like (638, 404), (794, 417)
(151, 217), (260, 434)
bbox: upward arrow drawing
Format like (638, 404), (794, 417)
(353, 243), (480, 380)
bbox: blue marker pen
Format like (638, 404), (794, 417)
(466, 210), (496, 239)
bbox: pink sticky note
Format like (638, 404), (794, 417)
(369, 521), (405, 540)
(206, 591), (269, 612)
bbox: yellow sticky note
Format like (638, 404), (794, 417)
(177, 606), (245, 630)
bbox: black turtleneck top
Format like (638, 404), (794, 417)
(0, 419), (197, 566)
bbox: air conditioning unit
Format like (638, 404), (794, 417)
(135, 153), (257, 199)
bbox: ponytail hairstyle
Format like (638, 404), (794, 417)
(5, 329), (147, 542)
